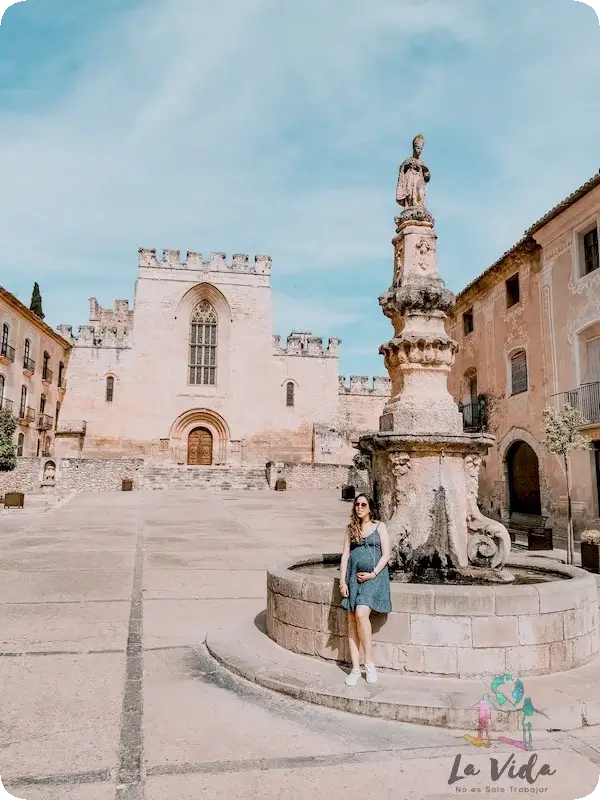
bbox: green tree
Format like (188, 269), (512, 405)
(0, 408), (17, 471)
(30, 282), (44, 320)
(542, 403), (591, 565)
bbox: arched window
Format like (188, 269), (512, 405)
(36, 438), (40, 456)
(189, 300), (217, 385)
(17, 432), (24, 456)
(1, 323), (9, 357)
(106, 376), (114, 402)
(286, 381), (295, 407)
(42, 351), (50, 381)
(23, 338), (32, 370)
(510, 350), (528, 396)
(19, 385), (27, 418)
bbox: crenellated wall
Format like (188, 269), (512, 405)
(138, 248), (272, 275)
(273, 331), (340, 358)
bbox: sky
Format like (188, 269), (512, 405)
(0, 0), (599, 379)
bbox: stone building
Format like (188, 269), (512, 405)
(448, 171), (600, 536)
(0, 285), (71, 458)
(51, 248), (389, 481)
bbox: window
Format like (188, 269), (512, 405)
(0, 374), (3, 403)
(36, 438), (40, 456)
(58, 361), (65, 387)
(17, 433), (24, 456)
(286, 381), (295, 407)
(19, 385), (27, 417)
(1, 323), (8, 353)
(42, 351), (50, 380)
(106, 376), (114, 402)
(23, 338), (30, 368)
(39, 393), (46, 413)
(510, 350), (528, 395)
(506, 274), (520, 308)
(463, 308), (474, 336)
(189, 300), (217, 385)
(56, 402), (61, 426)
(585, 338), (600, 384)
(583, 227), (599, 276)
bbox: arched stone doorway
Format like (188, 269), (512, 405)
(188, 427), (213, 465)
(506, 440), (542, 515)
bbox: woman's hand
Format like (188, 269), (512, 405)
(339, 582), (349, 598)
(356, 572), (375, 583)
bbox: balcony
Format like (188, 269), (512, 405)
(559, 382), (600, 424)
(0, 343), (15, 364)
(37, 413), (53, 430)
(0, 398), (13, 413)
(56, 420), (87, 435)
(459, 400), (485, 431)
(25, 406), (35, 423)
(23, 357), (35, 375)
(42, 366), (53, 384)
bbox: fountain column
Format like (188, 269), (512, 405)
(358, 136), (511, 580)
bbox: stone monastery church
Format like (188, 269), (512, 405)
(56, 247), (390, 470)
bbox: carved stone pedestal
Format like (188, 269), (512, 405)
(357, 141), (510, 578)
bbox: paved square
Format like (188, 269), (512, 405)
(1, 490), (599, 799)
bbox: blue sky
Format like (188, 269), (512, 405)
(0, 0), (599, 379)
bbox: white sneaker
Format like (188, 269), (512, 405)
(345, 667), (362, 686)
(365, 662), (378, 684)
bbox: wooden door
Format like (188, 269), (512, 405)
(187, 427), (213, 465)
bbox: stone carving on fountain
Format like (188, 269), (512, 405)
(358, 135), (512, 582)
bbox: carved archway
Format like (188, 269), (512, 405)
(498, 427), (545, 521)
(170, 408), (230, 465)
(506, 440), (542, 516)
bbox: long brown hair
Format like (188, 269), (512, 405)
(347, 494), (376, 543)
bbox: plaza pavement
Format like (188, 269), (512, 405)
(0, 489), (599, 799)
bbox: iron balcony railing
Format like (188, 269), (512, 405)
(0, 343), (15, 362)
(458, 400), (485, 431)
(560, 382), (600, 424)
(42, 366), (53, 383)
(0, 398), (13, 413)
(23, 357), (35, 373)
(37, 413), (53, 430)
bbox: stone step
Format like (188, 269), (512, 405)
(205, 611), (599, 732)
(141, 466), (268, 491)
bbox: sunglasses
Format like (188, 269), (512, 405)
(355, 502), (369, 508)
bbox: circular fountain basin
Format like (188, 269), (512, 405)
(266, 555), (600, 678)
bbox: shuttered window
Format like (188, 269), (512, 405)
(511, 351), (528, 395)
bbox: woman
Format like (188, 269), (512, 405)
(339, 494), (392, 686)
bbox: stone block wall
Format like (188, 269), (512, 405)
(0, 457), (144, 494)
(267, 461), (368, 492)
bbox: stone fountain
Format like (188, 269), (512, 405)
(358, 134), (512, 584)
(208, 139), (600, 717)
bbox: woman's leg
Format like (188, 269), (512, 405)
(347, 611), (361, 668)
(354, 605), (373, 663)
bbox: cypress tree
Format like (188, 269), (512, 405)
(30, 282), (44, 320)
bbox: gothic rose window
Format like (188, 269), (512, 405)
(189, 300), (217, 385)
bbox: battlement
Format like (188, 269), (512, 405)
(273, 331), (340, 358)
(55, 322), (132, 349)
(138, 248), (272, 275)
(339, 375), (391, 395)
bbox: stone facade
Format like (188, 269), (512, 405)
(0, 287), (71, 459)
(55, 249), (389, 468)
(448, 173), (600, 536)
